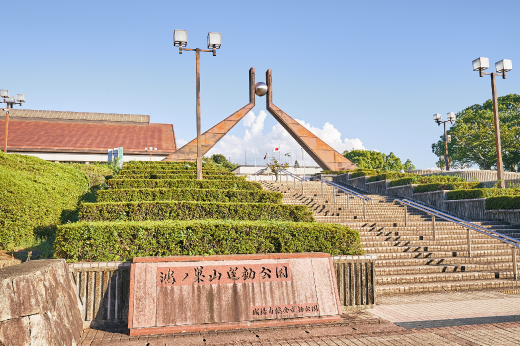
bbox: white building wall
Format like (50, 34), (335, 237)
(11, 151), (167, 163)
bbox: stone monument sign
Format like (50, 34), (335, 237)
(128, 253), (341, 335)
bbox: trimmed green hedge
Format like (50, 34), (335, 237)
(0, 153), (90, 248)
(96, 188), (283, 204)
(107, 178), (262, 190)
(368, 172), (416, 183)
(447, 188), (520, 200)
(319, 170), (352, 175)
(79, 201), (314, 222)
(350, 170), (379, 178)
(119, 172), (235, 178)
(486, 196), (520, 210)
(413, 182), (479, 193)
(54, 220), (363, 262)
(120, 167), (228, 174)
(124, 161), (195, 167)
(118, 174), (243, 181)
(389, 175), (468, 188)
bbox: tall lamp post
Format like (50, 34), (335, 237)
(433, 112), (456, 171)
(174, 30), (221, 180)
(1, 90), (26, 154)
(473, 57), (513, 188)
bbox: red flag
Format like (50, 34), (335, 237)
(273, 147), (279, 152)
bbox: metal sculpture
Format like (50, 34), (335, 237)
(164, 67), (356, 172)
(163, 68), (256, 162)
(265, 69), (356, 171)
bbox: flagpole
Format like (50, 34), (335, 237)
(245, 150), (247, 166)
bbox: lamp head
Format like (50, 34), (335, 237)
(16, 94), (25, 103)
(473, 57), (489, 72)
(447, 112), (456, 123)
(433, 113), (442, 124)
(0, 90), (9, 98)
(496, 59), (512, 78)
(173, 29), (188, 47)
(207, 32), (221, 49)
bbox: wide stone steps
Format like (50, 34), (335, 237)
(375, 255), (516, 267)
(362, 238), (505, 247)
(376, 262), (516, 275)
(364, 243), (510, 253)
(370, 249), (513, 260)
(260, 181), (520, 296)
(376, 270), (517, 285)
(376, 278), (520, 295)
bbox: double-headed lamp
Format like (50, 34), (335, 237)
(174, 29), (188, 47)
(472, 57), (489, 71)
(447, 112), (456, 122)
(207, 32), (221, 49)
(496, 59), (512, 73)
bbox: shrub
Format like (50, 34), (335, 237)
(79, 201), (314, 223)
(389, 175), (468, 188)
(125, 161), (195, 168)
(486, 196), (520, 210)
(119, 171), (235, 178)
(69, 163), (114, 188)
(0, 153), (89, 248)
(350, 170), (379, 178)
(367, 172), (417, 183)
(120, 167), (228, 175)
(319, 170), (352, 175)
(413, 182), (479, 193)
(54, 219), (363, 262)
(107, 178), (262, 190)
(447, 188), (520, 200)
(97, 188), (283, 204)
(118, 174), (243, 181)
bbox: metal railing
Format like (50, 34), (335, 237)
(315, 178), (373, 219)
(394, 198), (519, 280)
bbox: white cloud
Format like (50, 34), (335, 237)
(184, 110), (366, 166)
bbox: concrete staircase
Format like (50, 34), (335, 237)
(261, 181), (520, 295)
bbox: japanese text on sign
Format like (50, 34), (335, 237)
(157, 263), (291, 287)
(250, 303), (319, 318)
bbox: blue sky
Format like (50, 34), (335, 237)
(2, 0), (520, 168)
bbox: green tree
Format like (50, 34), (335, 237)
(342, 150), (415, 171)
(267, 159), (290, 181)
(204, 154), (239, 172)
(431, 94), (520, 171)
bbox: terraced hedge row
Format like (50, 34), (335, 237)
(118, 174), (243, 181)
(389, 175), (468, 188)
(446, 188), (520, 200)
(54, 220), (363, 262)
(107, 179), (262, 190)
(79, 201), (314, 222)
(486, 196), (520, 210)
(119, 171), (235, 178)
(413, 182), (479, 193)
(96, 188), (283, 204)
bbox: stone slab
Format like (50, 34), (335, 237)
(128, 253), (341, 335)
(0, 259), (83, 346)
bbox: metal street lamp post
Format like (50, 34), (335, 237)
(174, 30), (221, 180)
(1, 90), (26, 154)
(145, 147), (157, 161)
(433, 112), (456, 171)
(473, 57), (513, 188)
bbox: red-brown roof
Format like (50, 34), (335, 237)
(0, 118), (177, 154)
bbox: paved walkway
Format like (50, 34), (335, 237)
(79, 290), (520, 345)
(369, 290), (520, 323)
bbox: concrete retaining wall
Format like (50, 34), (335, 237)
(485, 209), (520, 225)
(365, 180), (388, 195)
(0, 260), (83, 346)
